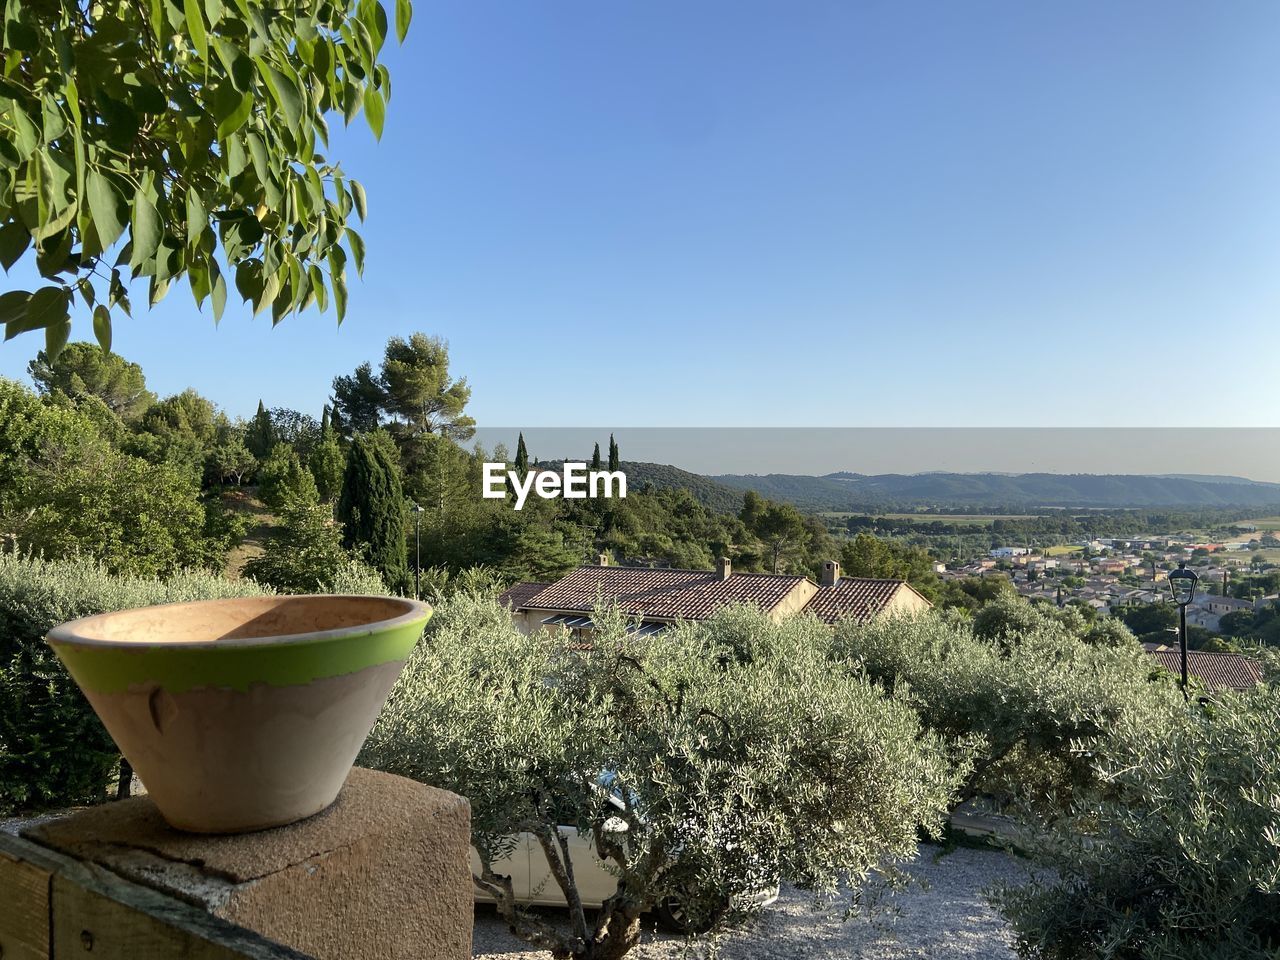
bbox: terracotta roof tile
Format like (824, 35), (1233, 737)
(804, 578), (916, 625)
(1147, 649), (1263, 692)
(518, 566), (810, 621)
(497, 582), (551, 609)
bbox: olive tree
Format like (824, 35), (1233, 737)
(993, 687), (1280, 960)
(832, 610), (1182, 812)
(362, 600), (963, 960)
(0, 0), (411, 356)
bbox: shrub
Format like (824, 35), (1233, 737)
(833, 610), (1181, 811)
(0, 552), (270, 815)
(415, 564), (506, 601)
(362, 599), (962, 960)
(241, 493), (383, 595)
(993, 688), (1280, 960)
(0, 378), (221, 577)
(256, 443), (317, 513)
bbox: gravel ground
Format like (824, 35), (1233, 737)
(473, 844), (1031, 959)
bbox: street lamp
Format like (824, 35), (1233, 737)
(409, 501), (425, 599)
(1167, 562), (1199, 699)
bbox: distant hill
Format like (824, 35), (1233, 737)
(619, 462), (747, 514)
(708, 471), (1280, 511)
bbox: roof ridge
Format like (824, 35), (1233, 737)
(831, 576), (910, 585)
(575, 564), (806, 579)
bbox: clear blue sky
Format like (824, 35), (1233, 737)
(3, 0), (1279, 428)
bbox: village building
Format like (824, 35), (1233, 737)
(498, 558), (930, 637)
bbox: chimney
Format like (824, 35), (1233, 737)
(597, 552), (609, 567)
(821, 560), (841, 587)
(716, 556), (732, 580)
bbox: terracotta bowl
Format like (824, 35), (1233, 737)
(47, 595), (431, 834)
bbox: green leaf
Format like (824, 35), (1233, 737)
(3, 315), (48, 341)
(329, 248), (348, 322)
(11, 105), (39, 159)
(351, 180), (368, 221)
(310, 265), (328, 312)
(0, 290), (32, 325)
(346, 226), (366, 277)
(41, 95), (67, 143)
(92, 304), (112, 352)
(246, 132), (271, 188)
(361, 0), (388, 55)
(259, 62), (303, 133)
(235, 259), (263, 303)
(362, 86), (385, 140)
(0, 222), (31, 270)
(188, 256), (211, 307)
(45, 318), (71, 360)
(27, 285), (71, 331)
(213, 38), (254, 91)
(214, 83), (253, 140)
(226, 134), (249, 177)
(211, 261), (228, 322)
(184, 0), (209, 62)
(332, 271), (347, 323)
(185, 189), (206, 247)
(86, 170), (128, 248)
(395, 0), (412, 43)
(130, 177), (163, 267)
(256, 266), (282, 316)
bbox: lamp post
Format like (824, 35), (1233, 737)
(1167, 562), (1199, 699)
(409, 501), (425, 599)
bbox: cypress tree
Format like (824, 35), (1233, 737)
(337, 433), (409, 592)
(591, 442), (602, 471)
(246, 399), (277, 459)
(320, 404), (333, 441)
(514, 432), (529, 477)
(608, 434), (620, 472)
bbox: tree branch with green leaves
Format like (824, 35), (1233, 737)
(0, 0), (412, 357)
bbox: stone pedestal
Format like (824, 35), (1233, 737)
(17, 768), (472, 960)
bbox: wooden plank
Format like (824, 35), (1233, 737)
(0, 833), (309, 960)
(0, 842), (53, 960)
(52, 875), (251, 960)
(49, 868), (313, 960)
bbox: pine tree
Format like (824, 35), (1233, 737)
(337, 433), (409, 592)
(245, 400), (277, 460)
(515, 433), (529, 477)
(608, 434), (620, 472)
(591, 443), (602, 471)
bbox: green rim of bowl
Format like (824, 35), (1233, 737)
(46, 596), (432, 695)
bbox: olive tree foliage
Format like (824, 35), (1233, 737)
(832, 610), (1182, 812)
(362, 600), (963, 960)
(992, 687), (1280, 960)
(974, 596), (1143, 650)
(0, 0), (413, 355)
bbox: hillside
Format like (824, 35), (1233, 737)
(618, 462), (747, 514)
(709, 471), (1280, 511)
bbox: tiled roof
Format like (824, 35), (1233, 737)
(518, 566), (810, 621)
(804, 578), (917, 625)
(497, 582), (551, 609)
(1147, 649), (1263, 692)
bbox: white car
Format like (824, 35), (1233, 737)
(471, 792), (779, 932)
